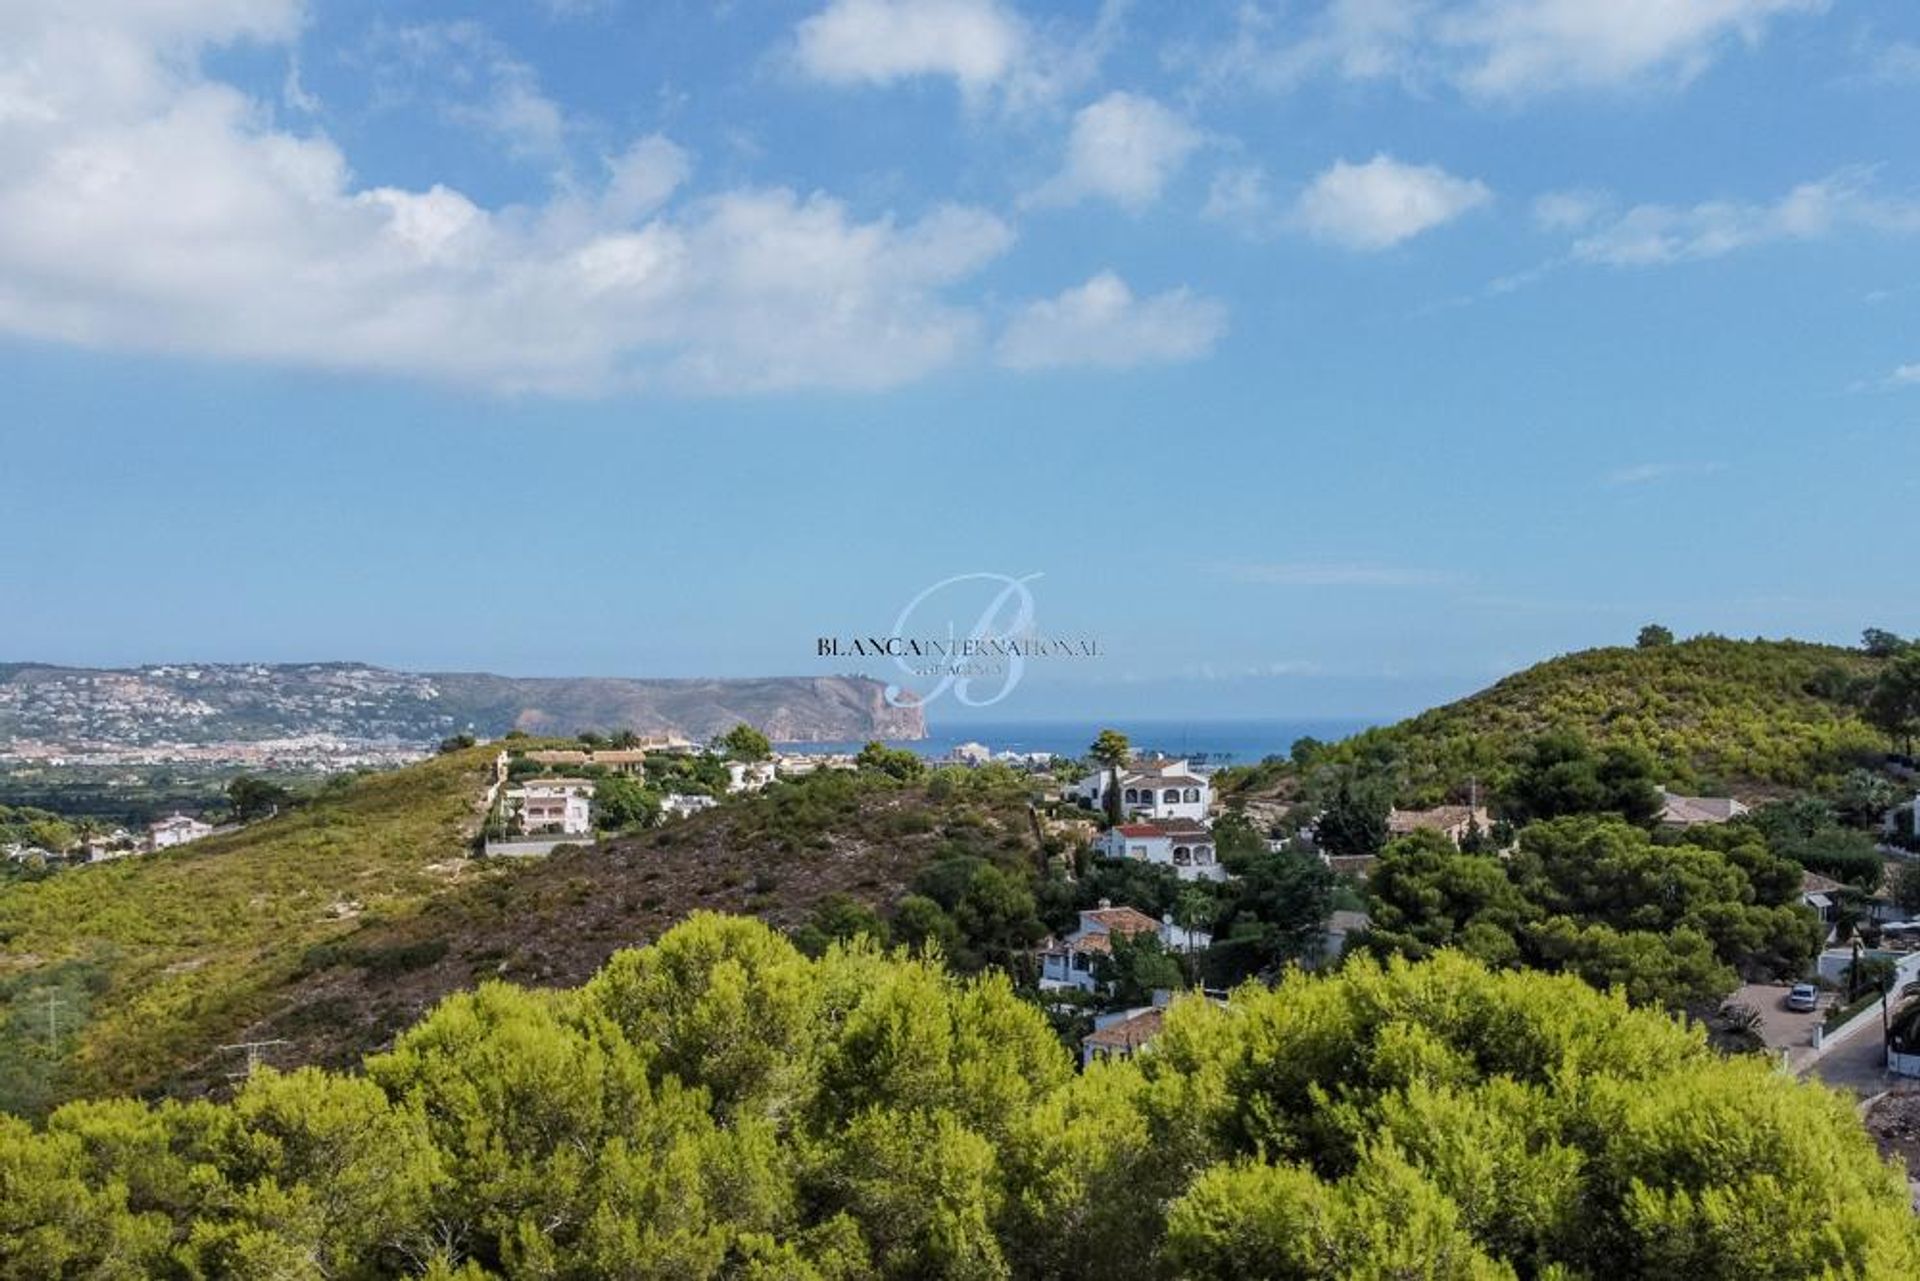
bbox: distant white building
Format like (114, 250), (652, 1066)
(662, 793), (718, 819)
(148, 814), (214, 850)
(726, 761), (777, 793)
(1038, 903), (1211, 993)
(1069, 756), (1211, 822)
(508, 780), (594, 836)
(1094, 819), (1226, 881)
(949, 741), (993, 766)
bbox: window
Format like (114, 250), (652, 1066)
(1163, 788), (1179, 803)
(1124, 788), (1139, 803)
(1130, 844), (1148, 857)
(1174, 845), (1192, 865)
(1072, 952), (1091, 972)
(1184, 787), (1200, 802)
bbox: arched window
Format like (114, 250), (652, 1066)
(1183, 787), (1200, 802)
(1162, 788), (1180, 804)
(1124, 788), (1139, 804)
(1174, 845), (1192, 865)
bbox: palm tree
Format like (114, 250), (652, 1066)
(1089, 729), (1131, 826)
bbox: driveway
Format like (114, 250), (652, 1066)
(1728, 982), (1828, 1061)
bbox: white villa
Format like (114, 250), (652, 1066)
(1094, 819), (1226, 881)
(1070, 756), (1212, 822)
(1038, 903), (1211, 993)
(662, 792), (719, 819)
(148, 813), (214, 850)
(508, 780), (595, 836)
(726, 761), (778, 793)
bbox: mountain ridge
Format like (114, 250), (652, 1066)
(0, 661), (925, 746)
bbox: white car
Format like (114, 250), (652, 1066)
(1785, 983), (1819, 1013)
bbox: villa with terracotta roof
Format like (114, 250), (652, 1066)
(1386, 805), (1492, 847)
(1658, 790), (1750, 827)
(1068, 755), (1212, 822)
(1093, 817), (1225, 881)
(1081, 1004), (1166, 1068)
(1038, 902), (1211, 993)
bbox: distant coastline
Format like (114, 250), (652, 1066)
(776, 716), (1376, 765)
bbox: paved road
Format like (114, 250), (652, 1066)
(1811, 1009), (1895, 1096)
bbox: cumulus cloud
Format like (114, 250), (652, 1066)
(1568, 168), (1920, 265)
(0, 0), (1022, 395)
(1887, 363), (1920, 387)
(995, 271), (1226, 370)
(793, 0), (1027, 92)
(1293, 154), (1491, 251)
(1027, 92), (1202, 211)
(1201, 0), (1824, 99)
(790, 0), (1122, 110)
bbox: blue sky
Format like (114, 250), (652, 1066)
(1, 0), (1917, 723)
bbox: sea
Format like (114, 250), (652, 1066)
(774, 717), (1376, 767)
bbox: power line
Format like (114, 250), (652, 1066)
(42, 990), (67, 1052)
(217, 1039), (289, 1080)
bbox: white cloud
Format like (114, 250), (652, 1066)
(995, 271), (1226, 370)
(1865, 40), (1920, 83)
(1531, 188), (1605, 231)
(369, 22), (570, 163)
(1202, 0), (1825, 100)
(1604, 461), (1727, 485)
(0, 1), (1023, 395)
(1293, 154), (1491, 251)
(790, 0), (1123, 110)
(793, 0), (1026, 93)
(1027, 92), (1202, 211)
(1569, 169), (1920, 266)
(1888, 363), (1920, 387)
(1221, 562), (1459, 587)
(1202, 164), (1275, 228)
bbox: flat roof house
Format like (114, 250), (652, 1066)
(1094, 818), (1226, 881)
(508, 781), (594, 836)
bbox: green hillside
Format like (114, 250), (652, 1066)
(0, 752), (1046, 1113)
(158, 766), (1044, 1097)
(0, 748), (499, 1113)
(1324, 637), (1888, 801)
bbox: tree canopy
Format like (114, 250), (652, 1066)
(716, 723), (773, 762)
(1363, 816), (1820, 1008)
(2, 915), (1912, 1280)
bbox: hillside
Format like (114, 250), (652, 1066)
(0, 662), (924, 749)
(0, 748), (500, 1113)
(1327, 636), (1887, 800)
(0, 756), (1040, 1111)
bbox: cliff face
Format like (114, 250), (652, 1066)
(434, 673), (927, 743)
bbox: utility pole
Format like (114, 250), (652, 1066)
(218, 1039), (289, 1081)
(43, 990), (66, 1052)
